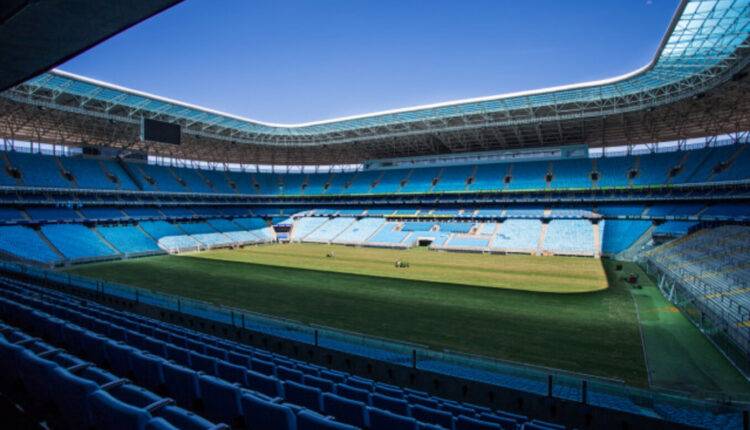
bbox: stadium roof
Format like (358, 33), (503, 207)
(0, 0), (182, 92)
(1, 0), (750, 164)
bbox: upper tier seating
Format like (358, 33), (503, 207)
(400, 167), (441, 193)
(550, 158), (593, 189)
(432, 165), (473, 192)
(0, 207), (24, 221)
(101, 160), (140, 190)
(506, 161), (549, 190)
(80, 207), (127, 219)
(25, 207), (81, 221)
(6, 151), (70, 188)
(2, 143), (749, 196)
(137, 164), (188, 192)
(59, 156), (119, 190)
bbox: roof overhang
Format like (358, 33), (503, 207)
(0, 0), (183, 92)
(1, 0), (749, 164)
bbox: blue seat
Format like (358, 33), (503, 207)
(49, 367), (98, 429)
(79, 330), (110, 365)
(277, 365), (305, 383)
(319, 369), (347, 384)
(190, 351), (218, 375)
(88, 390), (152, 430)
(456, 415), (503, 430)
(250, 357), (275, 375)
(162, 362), (200, 408)
(526, 420), (565, 430)
(374, 383), (403, 398)
(296, 363), (320, 377)
(284, 380), (323, 411)
(141, 337), (168, 357)
(108, 383), (163, 409)
(371, 392), (410, 416)
(241, 393), (296, 430)
(131, 351), (166, 388)
(322, 392), (368, 428)
(216, 360), (248, 385)
(366, 407), (418, 430)
(78, 366), (120, 385)
(303, 374), (335, 392)
(410, 404), (454, 429)
(297, 409), (359, 430)
(198, 374), (243, 425)
(18, 349), (58, 406)
(0, 336), (25, 389)
(492, 410), (528, 424)
(407, 394), (440, 409)
(476, 413), (518, 430)
(345, 376), (372, 391)
(156, 405), (223, 430)
(204, 344), (228, 360)
(185, 338), (207, 354)
(334, 383), (370, 404)
(440, 400), (476, 417)
(165, 344), (192, 367)
(227, 350), (250, 367)
(146, 417), (179, 430)
(246, 369), (283, 398)
(107, 324), (129, 342)
(105, 340), (137, 377)
(37, 315), (66, 344)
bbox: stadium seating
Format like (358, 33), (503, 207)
(542, 220), (595, 256)
(6, 151), (70, 188)
(333, 218), (386, 244)
(3, 273), (668, 430)
(0, 226), (60, 264)
(41, 224), (118, 260)
(80, 207), (127, 219)
(600, 220), (651, 255)
(490, 220), (542, 253)
(25, 206), (81, 221)
(368, 223), (410, 246)
(59, 156), (120, 190)
(305, 218), (356, 243)
(98, 225), (161, 254)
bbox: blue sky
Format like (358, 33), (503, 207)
(60, 0), (680, 124)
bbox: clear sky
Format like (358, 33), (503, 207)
(60, 0), (680, 124)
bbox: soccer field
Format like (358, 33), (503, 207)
(68, 243), (647, 385)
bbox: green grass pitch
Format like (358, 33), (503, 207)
(62, 243), (750, 393)
(67, 244), (647, 385)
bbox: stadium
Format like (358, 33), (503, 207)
(1, 0), (750, 429)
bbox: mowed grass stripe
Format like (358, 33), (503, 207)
(188, 244), (607, 293)
(67, 247), (646, 385)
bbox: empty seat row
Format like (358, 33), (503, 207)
(0, 276), (566, 430)
(0, 317), (225, 430)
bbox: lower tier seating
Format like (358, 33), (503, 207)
(0, 274), (583, 430)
